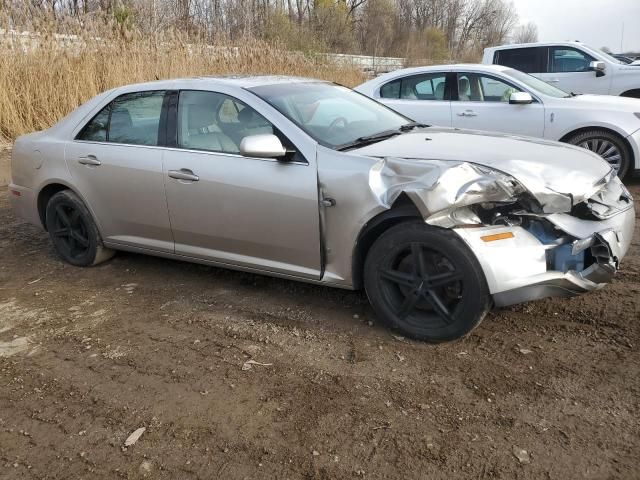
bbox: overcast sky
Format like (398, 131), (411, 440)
(511, 0), (640, 53)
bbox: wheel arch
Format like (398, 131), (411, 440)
(351, 193), (423, 290)
(620, 89), (640, 99)
(36, 181), (100, 233)
(559, 126), (635, 171)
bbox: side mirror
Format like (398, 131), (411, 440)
(509, 91), (533, 105)
(590, 60), (606, 77)
(239, 134), (287, 159)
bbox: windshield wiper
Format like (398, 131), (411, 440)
(399, 122), (429, 131)
(337, 123), (429, 151)
(337, 129), (403, 151)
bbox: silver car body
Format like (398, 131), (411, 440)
(9, 76), (635, 307)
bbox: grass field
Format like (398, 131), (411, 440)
(0, 33), (365, 143)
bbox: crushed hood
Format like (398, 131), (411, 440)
(352, 128), (612, 210)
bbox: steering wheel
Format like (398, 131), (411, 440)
(327, 116), (348, 135)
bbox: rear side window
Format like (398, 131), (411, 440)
(380, 73), (449, 100)
(76, 91), (166, 146)
(494, 47), (547, 73)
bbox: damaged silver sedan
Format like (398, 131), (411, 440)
(9, 77), (635, 341)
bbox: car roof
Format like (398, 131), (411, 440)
(486, 41), (585, 51)
(111, 75), (329, 94)
(364, 64), (511, 84)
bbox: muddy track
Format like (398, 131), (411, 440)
(1, 149), (639, 479)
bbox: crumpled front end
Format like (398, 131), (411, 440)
(368, 157), (635, 306)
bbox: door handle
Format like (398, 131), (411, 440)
(457, 110), (477, 117)
(547, 79), (560, 83)
(168, 169), (199, 182)
(78, 155), (101, 166)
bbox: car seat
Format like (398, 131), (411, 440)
(184, 104), (238, 153)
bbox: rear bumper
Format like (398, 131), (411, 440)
(8, 183), (42, 228)
(454, 204), (635, 307)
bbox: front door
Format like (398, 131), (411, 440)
(451, 72), (545, 138)
(537, 47), (612, 95)
(67, 90), (173, 252)
(163, 90), (322, 279)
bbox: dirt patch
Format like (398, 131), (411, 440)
(1, 171), (639, 479)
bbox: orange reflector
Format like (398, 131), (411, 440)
(481, 232), (514, 242)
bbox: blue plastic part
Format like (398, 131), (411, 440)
(525, 220), (585, 273)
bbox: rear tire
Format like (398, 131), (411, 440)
(363, 221), (490, 342)
(565, 129), (631, 178)
(45, 190), (114, 267)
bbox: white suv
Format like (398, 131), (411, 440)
(483, 42), (640, 98)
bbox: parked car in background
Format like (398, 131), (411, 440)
(9, 77), (635, 342)
(356, 64), (640, 178)
(613, 54), (635, 65)
(482, 41), (640, 98)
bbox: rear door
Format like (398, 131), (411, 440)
(66, 90), (174, 252)
(376, 72), (452, 127)
(162, 90), (322, 279)
(451, 72), (545, 137)
(494, 46), (548, 77)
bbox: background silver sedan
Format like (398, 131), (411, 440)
(9, 77), (635, 341)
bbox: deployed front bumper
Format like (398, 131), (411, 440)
(454, 204), (635, 307)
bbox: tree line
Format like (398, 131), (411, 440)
(4, 0), (538, 61)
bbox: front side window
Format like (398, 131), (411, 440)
(76, 90), (165, 146)
(177, 90), (274, 154)
(551, 47), (594, 73)
(495, 47), (546, 74)
(380, 73), (448, 100)
(457, 73), (522, 102)
(250, 82), (410, 149)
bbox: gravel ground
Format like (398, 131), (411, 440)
(1, 148), (640, 479)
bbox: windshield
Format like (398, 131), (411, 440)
(248, 82), (411, 149)
(504, 68), (570, 98)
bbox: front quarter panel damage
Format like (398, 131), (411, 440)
(368, 157), (526, 228)
(318, 149), (634, 307)
(317, 151), (533, 286)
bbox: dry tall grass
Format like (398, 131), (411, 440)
(0, 30), (365, 143)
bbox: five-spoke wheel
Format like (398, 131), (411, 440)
(364, 221), (490, 342)
(46, 190), (114, 267)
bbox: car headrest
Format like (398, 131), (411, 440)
(435, 82), (446, 100)
(458, 77), (470, 94)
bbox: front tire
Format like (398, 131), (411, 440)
(566, 129), (631, 178)
(364, 222), (490, 342)
(45, 190), (114, 267)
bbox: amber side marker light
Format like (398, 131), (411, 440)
(481, 232), (514, 242)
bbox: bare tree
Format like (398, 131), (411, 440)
(5, 0), (530, 58)
(512, 21), (538, 44)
